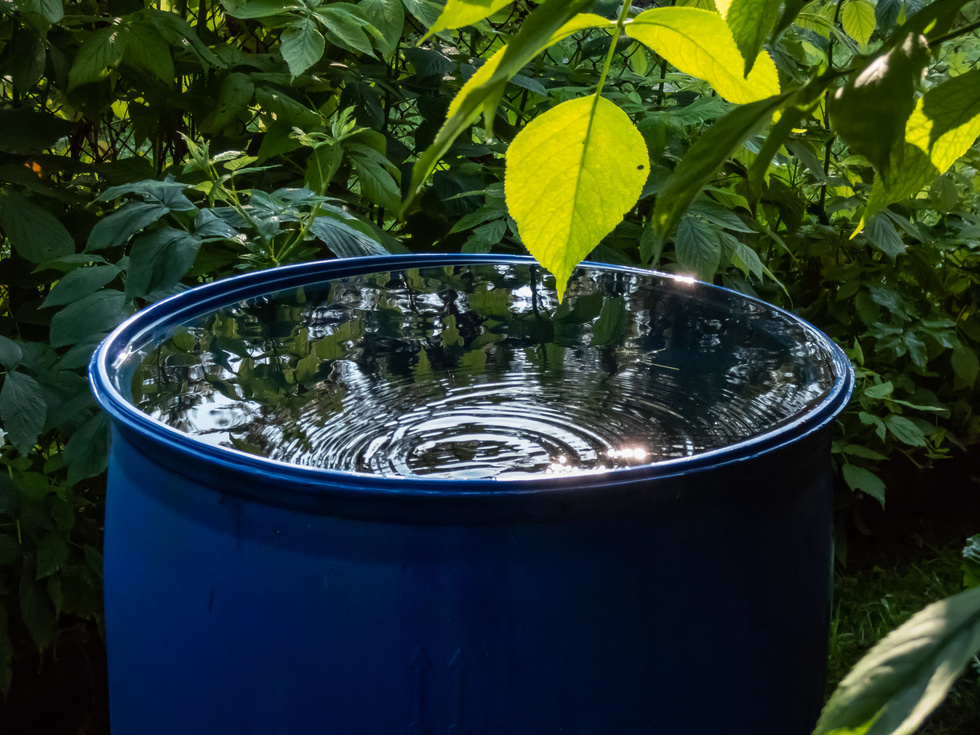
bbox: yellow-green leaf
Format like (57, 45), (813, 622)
(546, 12), (616, 46)
(841, 0), (877, 46)
(447, 47), (505, 122)
(860, 68), (980, 227)
(445, 13), (613, 124)
(403, 0), (595, 209)
(625, 7), (780, 104)
(505, 95), (648, 301)
(716, 0), (784, 76)
(424, 0), (512, 40)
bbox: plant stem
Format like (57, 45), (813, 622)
(594, 1), (633, 98)
(818, 0), (845, 222)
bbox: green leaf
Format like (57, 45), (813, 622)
(885, 414), (927, 447)
(42, 265), (122, 309)
(220, 0), (293, 19)
(304, 142), (343, 194)
(424, 0), (512, 40)
(951, 339), (979, 387)
(929, 175), (958, 213)
(99, 177), (196, 210)
(193, 210), (240, 240)
(504, 94), (648, 301)
(402, 0), (443, 25)
(35, 532), (69, 579)
(842, 444), (888, 461)
(626, 8), (780, 104)
(359, 0), (405, 58)
(0, 337), (23, 370)
(87, 201), (170, 251)
(308, 216), (388, 258)
(0, 109), (74, 155)
(861, 68), (980, 227)
(63, 411), (110, 486)
(49, 290), (129, 349)
(675, 215), (722, 281)
(147, 9), (227, 72)
(652, 93), (788, 239)
(0, 193), (74, 263)
(815, 585), (980, 735)
(405, 0), (596, 207)
(18, 561), (56, 652)
(829, 34), (929, 181)
(347, 142), (402, 210)
(122, 21), (175, 85)
(863, 381), (894, 399)
(0, 372), (47, 455)
(863, 213), (906, 259)
(8, 28), (46, 93)
(254, 86), (321, 131)
(714, 0), (782, 76)
(841, 0), (877, 46)
(462, 219), (507, 253)
(126, 228), (203, 300)
(14, 0), (64, 23)
(281, 17), (325, 78)
(842, 464), (886, 505)
(731, 241), (764, 280)
(314, 4), (376, 57)
(592, 296), (627, 347)
(68, 25), (127, 90)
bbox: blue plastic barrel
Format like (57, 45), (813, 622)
(90, 254), (853, 734)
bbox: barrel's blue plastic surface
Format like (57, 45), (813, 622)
(90, 254), (853, 735)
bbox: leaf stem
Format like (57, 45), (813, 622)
(594, 1), (634, 99)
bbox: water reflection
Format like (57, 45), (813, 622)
(129, 264), (838, 479)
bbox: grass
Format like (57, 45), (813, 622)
(827, 543), (980, 735)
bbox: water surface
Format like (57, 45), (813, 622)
(129, 264), (837, 479)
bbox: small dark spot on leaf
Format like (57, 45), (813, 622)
(637, 165), (644, 170)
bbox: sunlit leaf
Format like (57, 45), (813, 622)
(861, 69), (980, 226)
(626, 8), (780, 104)
(424, 0), (512, 40)
(841, 0), (877, 46)
(829, 34), (928, 180)
(715, 0), (783, 75)
(505, 94), (647, 301)
(404, 0), (596, 208)
(815, 585), (980, 735)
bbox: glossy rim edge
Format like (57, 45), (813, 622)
(89, 253), (855, 499)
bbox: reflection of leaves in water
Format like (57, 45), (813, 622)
(130, 265), (839, 476)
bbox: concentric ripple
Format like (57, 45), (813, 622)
(129, 264), (839, 479)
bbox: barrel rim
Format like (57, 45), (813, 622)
(89, 253), (854, 500)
